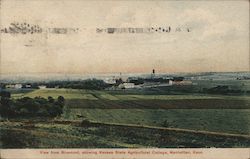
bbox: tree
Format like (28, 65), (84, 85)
(57, 96), (65, 105)
(162, 120), (169, 127)
(0, 91), (12, 118)
(0, 91), (11, 98)
(48, 96), (55, 103)
(0, 94), (66, 118)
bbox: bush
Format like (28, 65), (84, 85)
(0, 91), (11, 98)
(162, 120), (169, 127)
(80, 119), (92, 127)
(0, 92), (65, 118)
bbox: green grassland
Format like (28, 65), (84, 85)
(11, 88), (250, 101)
(1, 120), (249, 148)
(10, 88), (250, 135)
(65, 109), (250, 135)
(2, 85), (250, 148)
(193, 80), (250, 91)
(11, 89), (98, 100)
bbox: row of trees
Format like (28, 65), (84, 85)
(48, 79), (110, 90)
(203, 86), (242, 94)
(1, 79), (111, 90)
(0, 91), (65, 118)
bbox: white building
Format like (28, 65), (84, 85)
(5, 84), (15, 89)
(6, 84), (22, 89)
(172, 80), (192, 85)
(118, 83), (135, 89)
(104, 78), (116, 84)
(38, 85), (47, 89)
(14, 84), (22, 89)
(25, 84), (31, 88)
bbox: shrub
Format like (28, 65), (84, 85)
(162, 120), (169, 127)
(80, 119), (92, 127)
(0, 93), (65, 118)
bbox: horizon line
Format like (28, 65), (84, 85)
(1, 70), (250, 76)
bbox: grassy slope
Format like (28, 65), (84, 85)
(1, 121), (249, 148)
(10, 88), (250, 135)
(65, 109), (250, 135)
(12, 89), (98, 100)
(12, 88), (250, 100)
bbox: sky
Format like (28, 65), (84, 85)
(0, 0), (249, 75)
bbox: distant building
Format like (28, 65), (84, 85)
(127, 69), (172, 87)
(14, 84), (22, 89)
(104, 77), (116, 84)
(38, 85), (47, 89)
(25, 84), (31, 88)
(123, 83), (135, 89)
(115, 78), (123, 86)
(151, 69), (156, 78)
(5, 84), (22, 89)
(169, 80), (173, 85)
(5, 84), (15, 89)
(172, 80), (192, 85)
(118, 83), (135, 89)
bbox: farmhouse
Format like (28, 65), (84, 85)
(118, 82), (135, 89)
(38, 85), (47, 89)
(14, 84), (23, 89)
(25, 84), (32, 88)
(5, 84), (22, 89)
(172, 80), (192, 85)
(104, 78), (116, 84)
(5, 84), (15, 89)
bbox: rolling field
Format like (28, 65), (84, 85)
(193, 80), (250, 91)
(11, 89), (98, 100)
(1, 120), (249, 148)
(10, 88), (250, 135)
(65, 109), (250, 135)
(11, 88), (250, 101)
(3, 87), (250, 148)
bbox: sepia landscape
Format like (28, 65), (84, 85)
(1, 71), (250, 148)
(0, 0), (249, 149)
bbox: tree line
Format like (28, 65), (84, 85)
(1, 79), (111, 90)
(0, 91), (65, 118)
(45, 79), (110, 90)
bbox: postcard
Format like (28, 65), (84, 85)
(0, 0), (249, 159)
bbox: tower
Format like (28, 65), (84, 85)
(151, 69), (155, 79)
